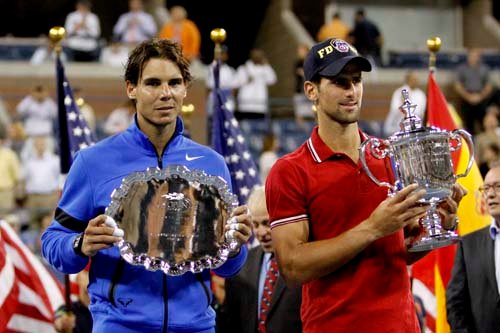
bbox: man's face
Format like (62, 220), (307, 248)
(127, 58), (186, 129)
(307, 62), (363, 125)
(251, 203), (273, 253)
(482, 167), (500, 221)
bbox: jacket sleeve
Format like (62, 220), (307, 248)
(41, 152), (95, 273)
(213, 245), (248, 278)
(445, 242), (473, 333)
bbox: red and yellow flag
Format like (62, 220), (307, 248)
(411, 72), (490, 332)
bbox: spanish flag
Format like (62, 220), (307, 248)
(411, 72), (490, 332)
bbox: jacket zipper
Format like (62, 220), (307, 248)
(155, 148), (168, 333)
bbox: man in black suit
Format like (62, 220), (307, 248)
(224, 186), (302, 333)
(446, 164), (500, 333)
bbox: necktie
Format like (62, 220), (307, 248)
(258, 257), (279, 333)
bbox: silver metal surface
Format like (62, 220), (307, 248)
(359, 89), (473, 252)
(105, 165), (239, 275)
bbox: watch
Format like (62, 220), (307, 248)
(73, 233), (86, 257)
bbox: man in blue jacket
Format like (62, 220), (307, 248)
(42, 38), (252, 333)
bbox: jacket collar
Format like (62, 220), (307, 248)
(127, 115), (185, 154)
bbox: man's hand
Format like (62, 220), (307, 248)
(81, 215), (122, 257)
(438, 183), (467, 230)
(225, 205), (252, 246)
(366, 184), (428, 240)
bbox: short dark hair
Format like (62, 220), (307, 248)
(124, 38), (193, 86)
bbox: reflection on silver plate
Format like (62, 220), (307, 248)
(105, 165), (239, 276)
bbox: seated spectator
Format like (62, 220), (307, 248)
(113, 0), (157, 45)
(206, 45), (238, 115)
(103, 99), (135, 136)
(30, 39), (68, 65)
(64, 0), (101, 62)
(99, 38), (130, 68)
(16, 85), (57, 137)
(235, 49), (277, 120)
(20, 135), (60, 220)
(0, 123), (22, 215)
(158, 6), (201, 62)
(474, 108), (500, 174)
(384, 71), (426, 137)
(454, 48), (494, 134)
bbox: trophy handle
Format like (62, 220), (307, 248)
(449, 129), (474, 179)
(359, 138), (396, 192)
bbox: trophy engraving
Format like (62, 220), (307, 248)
(105, 165), (239, 275)
(359, 89), (474, 252)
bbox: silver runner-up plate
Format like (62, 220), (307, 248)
(105, 165), (239, 276)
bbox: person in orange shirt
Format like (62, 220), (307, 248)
(316, 12), (350, 42)
(158, 6), (201, 62)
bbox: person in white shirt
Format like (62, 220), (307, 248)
(30, 41), (68, 65)
(103, 99), (135, 136)
(64, 0), (101, 62)
(16, 85), (57, 138)
(20, 135), (60, 218)
(235, 49), (277, 120)
(206, 45), (238, 115)
(113, 0), (157, 45)
(383, 71), (426, 137)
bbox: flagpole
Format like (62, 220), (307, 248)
(210, 28), (227, 89)
(49, 26), (74, 328)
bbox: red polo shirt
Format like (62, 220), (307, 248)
(265, 127), (419, 333)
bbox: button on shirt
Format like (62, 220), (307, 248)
(490, 221), (500, 296)
(257, 252), (273, 316)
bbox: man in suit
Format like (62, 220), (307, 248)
(446, 164), (500, 333)
(224, 186), (302, 333)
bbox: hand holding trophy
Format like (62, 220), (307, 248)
(359, 89), (474, 252)
(105, 165), (245, 275)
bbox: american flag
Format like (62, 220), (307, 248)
(0, 220), (65, 333)
(56, 57), (96, 174)
(211, 60), (261, 204)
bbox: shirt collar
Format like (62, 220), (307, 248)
(306, 126), (368, 163)
(490, 219), (500, 240)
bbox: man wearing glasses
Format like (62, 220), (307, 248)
(446, 163), (500, 333)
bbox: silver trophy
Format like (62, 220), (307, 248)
(105, 165), (240, 275)
(359, 89), (474, 252)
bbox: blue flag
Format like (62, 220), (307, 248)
(211, 61), (261, 204)
(56, 57), (96, 174)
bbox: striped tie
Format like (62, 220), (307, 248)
(258, 257), (279, 333)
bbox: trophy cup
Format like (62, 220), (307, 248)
(105, 165), (240, 275)
(359, 89), (474, 252)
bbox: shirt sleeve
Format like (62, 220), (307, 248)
(265, 158), (308, 229)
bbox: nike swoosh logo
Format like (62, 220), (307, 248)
(185, 153), (204, 161)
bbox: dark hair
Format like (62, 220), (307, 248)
(124, 38), (192, 86)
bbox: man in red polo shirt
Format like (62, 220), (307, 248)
(265, 38), (465, 333)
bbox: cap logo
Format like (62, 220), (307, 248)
(330, 39), (350, 53)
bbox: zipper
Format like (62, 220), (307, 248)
(163, 274), (168, 333)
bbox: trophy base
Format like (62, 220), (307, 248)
(408, 233), (460, 252)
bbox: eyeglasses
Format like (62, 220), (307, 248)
(478, 182), (500, 196)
